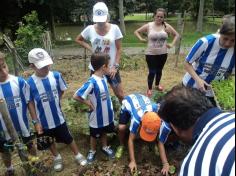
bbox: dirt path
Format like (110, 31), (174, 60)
(52, 46), (190, 59)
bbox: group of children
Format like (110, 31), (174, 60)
(0, 48), (172, 176)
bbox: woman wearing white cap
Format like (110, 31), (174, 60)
(76, 2), (124, 102)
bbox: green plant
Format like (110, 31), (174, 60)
(14, 11), (45, 65)
(120, 53), (140, 70)
(212, 77), (235, 110)
(151, 91), (167, 103)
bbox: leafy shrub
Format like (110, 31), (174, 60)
(15, 11), (45, 65)
(212, 77), (235, 110)
(120, 52), (140, 70)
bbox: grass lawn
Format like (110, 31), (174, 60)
(55, 14), (221, 48)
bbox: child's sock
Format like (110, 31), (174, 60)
(54, 154), (62, 160)
(75, 152), (83, 159)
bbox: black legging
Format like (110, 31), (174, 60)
(146, 54), (168, 90)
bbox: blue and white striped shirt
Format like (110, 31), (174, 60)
(183, 34), (235, 88)
(75, 75), (114, 128)
(180, 108), (235, 176)
(28, 71), (67, 130)
(121, 94), (171, 142)
(0, 75), (30, 140)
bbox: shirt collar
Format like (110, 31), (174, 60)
(192, 107), (222, 143)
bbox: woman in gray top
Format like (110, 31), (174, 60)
(134, 8), (179, 97)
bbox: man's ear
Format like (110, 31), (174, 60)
(170, 123), (193, 143)
(170, 123), (181, 136)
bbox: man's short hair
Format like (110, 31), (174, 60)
(158, 85), (214, 130)
(91, 53), (110, 71)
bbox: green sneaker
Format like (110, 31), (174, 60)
(115, 146), (124, 159)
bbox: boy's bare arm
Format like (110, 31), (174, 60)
(73, 94), (94, 111)
(128, 133), (137, 173)
(28, 101), (43, 134)
(158, 141), (170, 176)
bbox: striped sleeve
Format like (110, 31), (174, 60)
(53, 72), (67, 91)
(159, 121), (171, 143)
(75, 81), (93, 100)
(19, 77), (30, 103)
(27, 77), (34, 101)
(186, 37), (207, 63)
(179, 113), (235, 176)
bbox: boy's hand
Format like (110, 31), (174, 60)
(129, 161), (137, 173)
(196, 78), (211, 92)
(161, 163), (170, 176)
(35, 123), (43, 135)
(86, 100), (95, 111)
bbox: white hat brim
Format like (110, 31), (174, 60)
(93, 15), (107, 23)
(34, 58), (53, 69)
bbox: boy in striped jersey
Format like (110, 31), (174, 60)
(183, 15), (235, 106)
(158, 85), (235, 176)
(73, 53), (115, 164)
(0, 52), (37, 176)
(27, 48), (87, 172)
(116, 93), (172, 175)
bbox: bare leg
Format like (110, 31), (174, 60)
(111, 83), (125, 103)
(49, 142), (59, 157)
(118, 124), (126, 146)
(68, 140), (79, 155)
(90, 137), (97, 151)
(101, 133), (107, 147)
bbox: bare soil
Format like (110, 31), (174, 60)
(1, 52), (189, 176)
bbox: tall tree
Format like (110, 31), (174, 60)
(119, 0), (126, 35)
(196, 0), (205, 32)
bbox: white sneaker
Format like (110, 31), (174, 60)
(75, 153), (87, 166)
(53, 155), (63, 172)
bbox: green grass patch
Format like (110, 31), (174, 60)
(212, 77), (235, 110)
(54, 15), (220, 48)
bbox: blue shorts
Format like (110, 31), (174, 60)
(43, 123), (73, 145)
(105, 71), (121, 87)
(119, 111), (131, 125)
(90, 123), (115, 138)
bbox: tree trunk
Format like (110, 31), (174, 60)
(118, 0), (126, 35)
(49, 3), (56, 41)
(196, 0), (205, 32)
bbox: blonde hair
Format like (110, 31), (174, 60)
(0, 52), (5, 62)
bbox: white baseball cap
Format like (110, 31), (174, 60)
(28, 48), (53, 69)
(93, 2), (108, 23)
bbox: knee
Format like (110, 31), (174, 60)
(118, 125), (126, 132)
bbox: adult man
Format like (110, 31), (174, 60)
(158, 85), (235, 176)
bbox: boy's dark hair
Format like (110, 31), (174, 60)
(219, 15), (235, 35)
(158, 85), (214, 130)
(91, 53), (110, 71)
